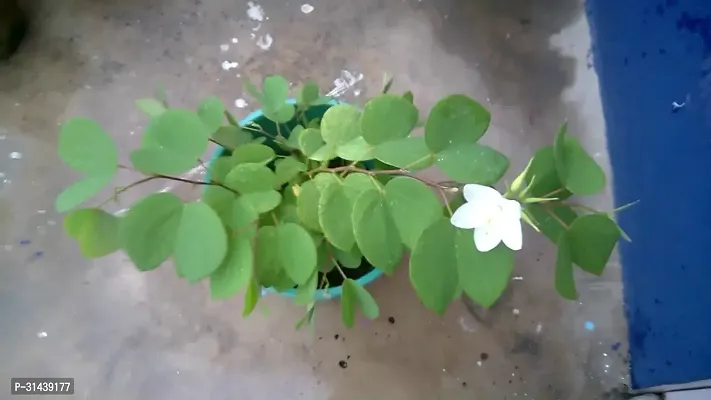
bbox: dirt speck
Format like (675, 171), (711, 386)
(334, 334), (339, 340)
(480, 352), (489, 361)
(388, 316), (395, 324)
(338, 360), (348, 369)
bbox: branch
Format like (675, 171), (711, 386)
(99, 176), (161, 206)
(317, 166), (446, 189)
(153, 174), (240, 196)
(100, 169), (240, 206)
(542, 203), (570, 230)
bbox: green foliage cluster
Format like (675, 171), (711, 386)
(56, 75), (628, 329)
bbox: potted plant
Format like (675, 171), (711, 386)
(56, 75), (627, 328)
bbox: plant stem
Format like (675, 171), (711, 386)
(99, 176), (161, 206)
(438, 188), (454, 216)
(244, 123), (277, 140)
(209, 138), (229, 148)
(542, 188), (564, 198)
(567, 203), (601, 214)
(317, 166), (445, 189)
(154, 174), (239, 195)
(334, 263), (348, 280)
(319, 273), (329, 290)
(542, 203), (570, 230)
(100, 171), (240, 206)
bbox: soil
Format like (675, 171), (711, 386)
(319, 258), (375, 288)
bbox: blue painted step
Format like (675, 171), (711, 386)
(587, 0), (711, 390)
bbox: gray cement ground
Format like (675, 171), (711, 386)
(0, 0), (629, 398)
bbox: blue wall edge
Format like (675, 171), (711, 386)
(586, 0), (711, 389)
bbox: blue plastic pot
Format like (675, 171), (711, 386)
(207, 99), (383, 300)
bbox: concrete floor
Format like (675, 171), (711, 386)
(0, 0), (629, 398)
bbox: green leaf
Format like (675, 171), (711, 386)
(133, 109), (209, 174)
(242, 278), (261, 317)
(231, 143), (275, 165)
(174, 202), (228, 282)
(225, 163), (276, 193)
(298, 128), (325, 157)
(313, 173), (339, 191)
(254, 225), (283, 286)
(120, 193), (183, 271)
(228, 197), (260, 236)
(240, 190), (282, 213)
(135, 98), (166, 117)
(523, 146), (572, 199)
(343, 173), (377, 201)
(296, 180), (322, 232)
(295, 303), (317, 330)
(57, 118), (118, 211)
(64, 208), (120, 258)
(335, 246), (362, 269)
(208, 157), (236, 182)
(266, 104), (296, 123)
(55, 176), (113, 213)
(345, 278), (380, 319)
(336, 137), (374, 161)
(275, 157), (306, 185)
(129, 148), (198, 176)
(435, 142), (509, 185)
(566, 214), (620, 275)
(319, 182), (356, 251)
(553, 124), (606, 196)
(212, 126), (253, 150)
(210, 236), (253, 299)
(294, 271), (318, 306)
(425, 95), (490, 152)
(203, 186), (240, 228)
(361, 94), (419, 145)
(525, 203), (577, 244)
(197, 96), (225, 133)
(277, 223), (318, 285)
(309, 144), (337, 161)
(317, 240), (337, 272)
(403, 91), (414, 103)
(244, 77), (262, 100)
(352, 190), (403, 273)
(409, 218), (459, 315)
(555, 234), (577, 300)
(285, 125), (304, 149)
(373, 136), (434, 170)
(456, 231), (514, 308)
(262, 75), (290, 114)
(321, 104), (362, 146)
(341, 279), (356, 328)
(297, 81), (320, 106)
(385, 177), (442, 249)
(307, 118), (321, 129)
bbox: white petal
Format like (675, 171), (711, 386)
(500, 217), (522, 251)
(463, 184), (502, 205)
(474, 225), (502, 252)
(450, 202), (489, 229)
(500, 198), (522, 220)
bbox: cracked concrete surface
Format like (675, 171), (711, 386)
(0, 0), (629, 398)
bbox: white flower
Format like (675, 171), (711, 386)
(450, 184), (522, 252)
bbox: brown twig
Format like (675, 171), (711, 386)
(316, 166), (446, 189)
